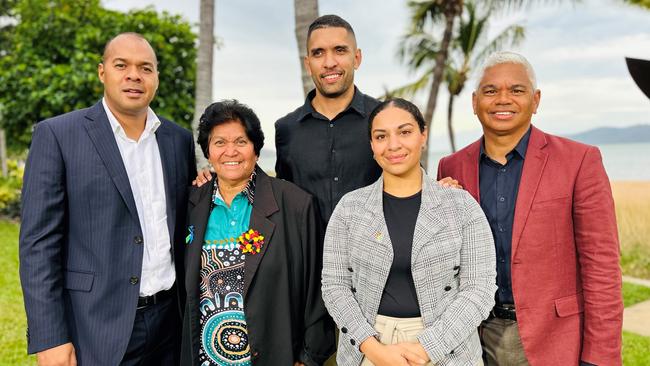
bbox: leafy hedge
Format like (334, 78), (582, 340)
(0, 160), (23, 219)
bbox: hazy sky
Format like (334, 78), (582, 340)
(104, 0), (650, 153)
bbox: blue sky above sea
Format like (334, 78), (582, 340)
(103, 0), (650, 155)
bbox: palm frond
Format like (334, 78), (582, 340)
(385, 71), (433, 99)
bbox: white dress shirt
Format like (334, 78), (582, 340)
(102, 98), (175, 296)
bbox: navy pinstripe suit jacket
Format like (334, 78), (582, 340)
(19, 101), (196, 365)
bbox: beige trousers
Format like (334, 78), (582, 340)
(360, 315), (484, 366)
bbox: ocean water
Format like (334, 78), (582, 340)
(258, 142), (650, 182)
(429, 143), (650, 182)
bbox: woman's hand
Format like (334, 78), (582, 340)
(361, 337), (427, 366)
(396, 342), (430, 365)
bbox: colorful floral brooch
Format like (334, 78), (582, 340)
(237, 229), (265, 255)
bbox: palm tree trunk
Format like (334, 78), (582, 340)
(447, 94), (457, 153)
(294, 0), (319, 98)
(192, 0), (215, 169)
(0, 128), (6, 177)
(422, 0), (462, 169)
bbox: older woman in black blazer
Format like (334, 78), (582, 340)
(180, 100), (334, 366)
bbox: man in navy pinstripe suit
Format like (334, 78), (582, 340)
(19, 33), (197, 366)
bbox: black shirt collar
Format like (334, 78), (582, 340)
(296, 86), (367, 122)
(480, 126), (532, 161)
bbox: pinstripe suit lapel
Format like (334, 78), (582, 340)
(83, 102), (141, 227)
(155, 123), (178, 242)
(411, 173), (446, 260)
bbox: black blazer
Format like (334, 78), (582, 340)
(180, 166), (335, 365)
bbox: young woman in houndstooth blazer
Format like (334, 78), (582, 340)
(322, 98), (497, 366)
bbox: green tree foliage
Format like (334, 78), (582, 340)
(626, 0), (650, 8)
(0, 0), (197, 152)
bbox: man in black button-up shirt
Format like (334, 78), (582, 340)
(275, 15), (381, 225)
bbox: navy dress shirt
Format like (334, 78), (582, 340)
(479, 128), (531, 305)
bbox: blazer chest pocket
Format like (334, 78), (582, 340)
(64, 270), (95, 292)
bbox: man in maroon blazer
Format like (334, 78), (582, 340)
(437, 51), (623, 365)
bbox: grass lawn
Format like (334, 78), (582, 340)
(623, 282), (650, 308)
(0, 220), (35, 365)
(623, 331), (650, 365)
(612, 181), (650, 280)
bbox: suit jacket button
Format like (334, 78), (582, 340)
(341, 327), (348, 333)
(134, 236), (143, 244)
(444, 285), (452, 291)
(350, 339), (356, 346)
(351, 287), (357, 293)
(130, 276), (139, 285)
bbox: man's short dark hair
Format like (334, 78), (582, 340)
(197, 100), (265, 158)
(102, 32), (157, 63)
(307, 14), (356, 45)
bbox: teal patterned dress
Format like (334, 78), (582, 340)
(198, 173), (255, 366)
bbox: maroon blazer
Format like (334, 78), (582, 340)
(437, 126), (623, 365)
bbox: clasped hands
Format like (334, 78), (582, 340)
(360, 336), (430, 366)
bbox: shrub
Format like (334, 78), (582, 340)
(0, 160), (24, 219)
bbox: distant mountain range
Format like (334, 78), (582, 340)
(566, 124), (650, 145)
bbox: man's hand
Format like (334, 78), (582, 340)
(438, 176), (462, 189)
(37, 343), (76, 366)
(192, 168), (212, 187)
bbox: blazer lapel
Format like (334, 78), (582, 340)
(185, 180), (213, 294)
(83, 102), (140, 226)
(462, 140), (482, 202)
(411, 173), (446, 260)
(511, 126), (548, 257)
(155, 122), (178, 240)
(361, 175), (394, 255)
(243, 168), (278, 299)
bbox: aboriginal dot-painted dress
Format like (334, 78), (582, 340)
(198, 172), (256, 366)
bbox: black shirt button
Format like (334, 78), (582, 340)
(450, 350), (455, 355)
(134, 236), (143, 244)
(444, 285), (452, 291)
(341, 327), (348, 333)
(351, 287), (357, 293)
(350, 339), (356, 346)
(347, 267), (353, 272)
(130, 276), (139, 285)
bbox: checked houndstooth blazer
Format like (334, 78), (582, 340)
(322, 172), (496, 366)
